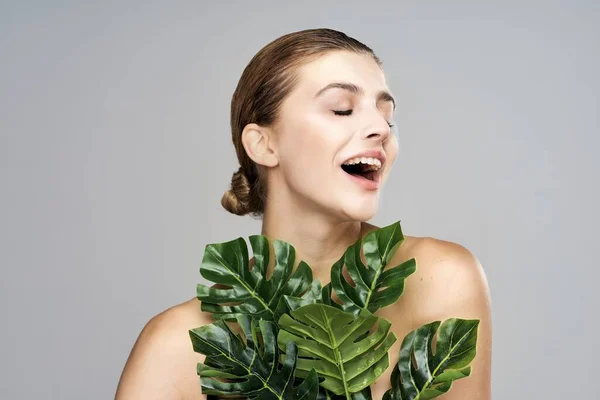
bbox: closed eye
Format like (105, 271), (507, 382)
(333, 109), (395, 128)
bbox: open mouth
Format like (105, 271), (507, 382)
(341, 162), (380, 182)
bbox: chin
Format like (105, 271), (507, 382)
(339, 201), (379, 222)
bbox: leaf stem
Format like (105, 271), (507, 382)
(413, 324), (477, 400)
(319, 308), (352, 400)
(362, 253), (386, 311)
(195, 331), (282, 398)
(216, 256), (275, 317)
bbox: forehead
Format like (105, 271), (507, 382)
(293, 51), (388, 97)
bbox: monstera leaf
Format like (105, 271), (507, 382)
(327, 220), (417, 316)
(192, 220), (482, 400)
(277, 303), (397, 397)
(383, 318), (480, 400)
(196, 233), (322, 321)
(310, 385), (371, 400)
(189, 314), (320, 399)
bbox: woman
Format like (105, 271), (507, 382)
(115, 28), (492, 399)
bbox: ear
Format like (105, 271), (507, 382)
(241, 123), (279, 168)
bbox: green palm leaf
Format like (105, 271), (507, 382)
(196, 234), (322, 321)
(383, 318), (480, 400)
(189, 314), (320, 399)
(328, 220), (416, 316)
(277, 303), (397, 398)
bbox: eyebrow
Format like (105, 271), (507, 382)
(314, 82), (396, 111)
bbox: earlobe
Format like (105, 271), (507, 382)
(241, 123), (279, 168)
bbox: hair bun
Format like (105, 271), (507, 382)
(221, 167), (251, 216)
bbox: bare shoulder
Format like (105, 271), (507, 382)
(387, 235), (493, 399)
(115, 297), (211, 400)
(398, 236), (492, 320)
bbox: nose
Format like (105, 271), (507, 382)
(361, 109), (392, 142)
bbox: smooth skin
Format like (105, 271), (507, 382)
(115, 51), (492, 399)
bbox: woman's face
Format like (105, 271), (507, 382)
(269, 50), (399, 221)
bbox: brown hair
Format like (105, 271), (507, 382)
(221, 28), (383, 218)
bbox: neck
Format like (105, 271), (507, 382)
(260, 202), (372, 286)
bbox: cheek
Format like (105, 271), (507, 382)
(386, 135), (400, 164)
(279, 127), (315, 166)
(280, 117), (335, 162)
(379, 137), (399, 183)
(278, 121), (341, 184)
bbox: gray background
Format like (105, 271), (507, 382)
(1, 1), (598, 399)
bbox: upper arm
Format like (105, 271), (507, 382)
(115, 305), (206, 400)
(409, 239), (493, 400)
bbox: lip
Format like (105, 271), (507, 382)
(343, 168), (382, 190)
(341, 149), (387, 167)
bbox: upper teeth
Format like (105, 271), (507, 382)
(343, 157), (382, 169)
